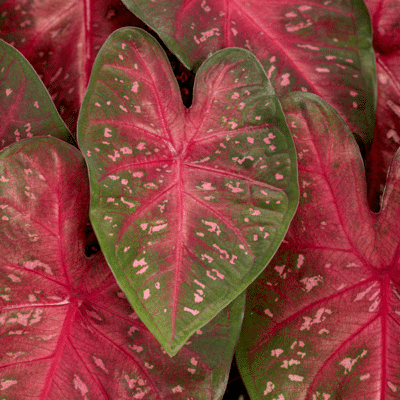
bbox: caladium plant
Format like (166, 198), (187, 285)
(0, 135), (246, 398)
(236, 91), (400, 399)
(77, 26), (298, 357)
(121, 0), (377, 146)
(2, 0), (400, 398)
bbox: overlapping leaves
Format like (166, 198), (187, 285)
(0, 137), (245, 399)
(122, 0), (376, 144)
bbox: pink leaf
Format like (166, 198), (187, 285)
(0, 136), (245, 398)
(236, 91), (400, 398)
(0, 40), (75, 150)
(121, 0), (376, 144)
(78, 27), (298, 356)
(0, 0), (147, 134)
(364, 0), (400, 211)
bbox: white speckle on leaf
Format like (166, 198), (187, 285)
(288, 374), (304, 382)
(316, 67), (330, 73)
(204, 220), (221, 235)
(228, 121), (238, 129)
(281, 73), (290, 86)
(197, 182), (216, 191)
(275, 173), (284, 180)
(286, 19), (312, 32)
(172, 385), (183, 393)
(264, 381), (275, 395)
(388, 382), (397, 392)
(300, 308), (332, 331)
(300, 275), (323, 292)
(194, 293), (203, 303)
(73, 375), (88, 396)
(297, 43), (319, 51)
(297, 254), (305, 268)
(275, 265), (285, 276)
(120, 147), (132, 154)
(213, 244), (229, 259)
(119, 105), (128, 112)
(0, 379), (17, 390)
(194, 279), (205, 289)
(121, 197), (135, 208)
(226, 182), (243, 193)
(6, 88), (12, 96)
(272, 349), (283, 357)
(93, 356), (109, 374)
(108, 150), (120, 162)
(184, 307), (199, 316)
(198, 28), (220, 43)
(265, 309), (273, 317)
(143, 289), (150, 299)
(23, 260), (53, 275)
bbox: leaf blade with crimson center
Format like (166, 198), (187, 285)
(236, 91), (400, 399)
(77, 27), (298, 356)
(0, 136), (246, 399)
(121, 0), (376, 144)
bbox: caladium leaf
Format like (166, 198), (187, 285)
(0, 39), (75, 151)
(0, 136), (245, 399)
(77, 27), (298, 356)
(0, 0), (147, 134)
(363, 0), (400, 211)
(121, 0), (376, 144)
(235, 91), (400, 399)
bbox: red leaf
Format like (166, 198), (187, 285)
(0, 40), (75, 150)
(0, 0), (147, 134)
(364, 0), (400, 211)
(0, 137), (245, 398)
(236, 91), (400, 398)
(122, 0), (376, 144)
(78, 27), (298, 356)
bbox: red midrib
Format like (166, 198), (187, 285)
(171, 158), (184, 347)
(39, 300), (79, 399)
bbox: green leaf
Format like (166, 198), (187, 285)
(77, 27), (298, 356)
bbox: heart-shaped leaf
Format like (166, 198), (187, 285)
(0, 40), (75, 150)
(236, 91), (400, 399)
(121, 0), (376, 144)
(77, 27), (298, 356)
(0, 136), (245, 399)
